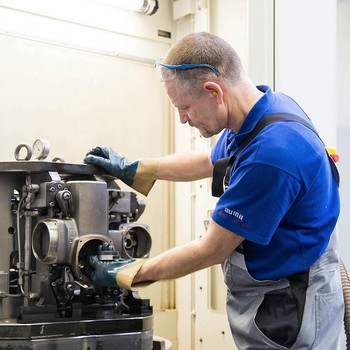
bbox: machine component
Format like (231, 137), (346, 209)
(32, 218), (78, 264)
(14, 143), (32, 161)
(108, 186), (151, 258)
(32, 138), (50, 160)
(109, 224), (151, 259)
(109, 188), (146, 226)
(14, 138), (51, 162)
(0, 155), (153, 349)
(102, 0), (159, 16)
(52, 156), (65, 162)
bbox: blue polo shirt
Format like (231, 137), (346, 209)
(211, 85), (340, 280)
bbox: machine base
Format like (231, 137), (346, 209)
(0, 315), (153, 350)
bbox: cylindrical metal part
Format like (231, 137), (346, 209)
(67, 181), (108, 237)
(32, 219), (77, 264)
(70, 235), (114, 281)
(109, 224), (151, 259)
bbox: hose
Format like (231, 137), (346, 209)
(340, 258), (350, 350)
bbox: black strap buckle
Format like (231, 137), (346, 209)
(212, 156), (234, 197)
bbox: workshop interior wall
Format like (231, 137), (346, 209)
(337, 1), (350, 347)
(0, 1), (349, 349)
(337, 0), (350, 267)
(0, 0), (177, 345)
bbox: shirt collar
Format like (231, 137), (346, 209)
(226, 85), (276, 151)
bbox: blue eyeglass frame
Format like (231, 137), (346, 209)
(155, 58), (220, 77)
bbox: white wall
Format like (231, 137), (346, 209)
(337, 0), (350, 348)
(0, 0), (177, 345)
(275, 0), (337, 146)
(337, 0), (350, 266)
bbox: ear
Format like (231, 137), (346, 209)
(203, 82), (223, 103)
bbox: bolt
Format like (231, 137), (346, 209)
(51, 282), (56, 287)
(111, 192), (119, 199)
(57, 184), (63, 189)
(63, 192), (71, 200)
(49, 187), (55, 192)
(49, 201), (55, 207)
(66, 284), (74, 292)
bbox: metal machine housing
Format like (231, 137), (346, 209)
(0, 161), (153, 350)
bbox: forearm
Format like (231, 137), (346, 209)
(134, 240), (216, 283)
(155, 150), (213, 182)
(133, 221), (245, 284)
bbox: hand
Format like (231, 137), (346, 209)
(88, 243), (150, 290)
(84, 146), (138, 186)
(88, 255), (136, 287)
(84, 146), (158, 196)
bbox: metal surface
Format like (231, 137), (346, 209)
(0, 315), (153, 339)
(0, 161), (103, 176)
(0, 330), (153, 350)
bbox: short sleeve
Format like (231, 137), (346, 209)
(212, 162), (302, 245)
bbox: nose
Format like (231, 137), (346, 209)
(179, 111), (190, 124)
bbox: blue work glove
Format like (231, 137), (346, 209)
(88, 243), (148, 290)
(84, 146), (138, 186)
(84, 146), (158, 196)
(88, 255), (136, 287)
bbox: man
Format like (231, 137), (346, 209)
(84, 32), (344, 349)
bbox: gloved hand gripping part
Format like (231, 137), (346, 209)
(84, 146), (157, 195)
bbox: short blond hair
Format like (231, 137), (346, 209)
(162, 32), (243, 96)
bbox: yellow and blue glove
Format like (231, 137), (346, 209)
(88, 244), (149, 291)
(88, 255), (136, 287)
(84, 146), (157, 196)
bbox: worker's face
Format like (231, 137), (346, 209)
(164, 80), (224, 138)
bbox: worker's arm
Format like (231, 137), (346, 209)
(84, 146), (213, 195)
(88, 221), (244, 290)
(156, 149), (213, 182)
(133, 220), (244, 284)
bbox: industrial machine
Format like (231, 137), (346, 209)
(0, 140), (153, 349)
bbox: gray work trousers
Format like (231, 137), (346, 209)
(223, 232), (344, 349)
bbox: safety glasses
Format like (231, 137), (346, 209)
(155, 58), (220, 81)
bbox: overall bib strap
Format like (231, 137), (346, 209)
(212, 113), (340, 198)
(212, 156), (234, 197)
